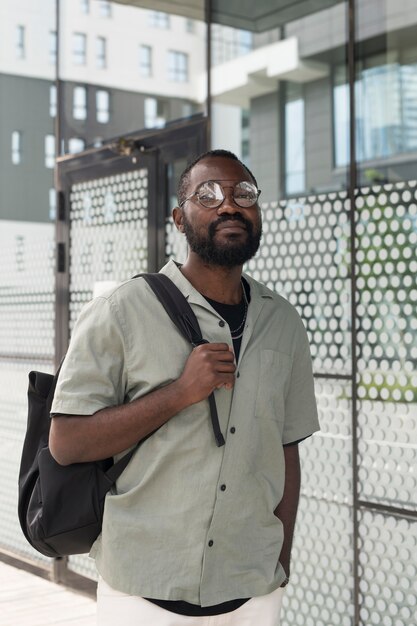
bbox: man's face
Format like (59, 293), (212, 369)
(178, 157), (262, 268)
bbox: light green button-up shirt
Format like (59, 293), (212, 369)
(52, 260), (319, 606)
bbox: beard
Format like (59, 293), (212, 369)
(182, 212), (262, 268)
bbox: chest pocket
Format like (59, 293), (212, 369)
(255, 349), (292, 422)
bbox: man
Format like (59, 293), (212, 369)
(50, 149), (319, 625)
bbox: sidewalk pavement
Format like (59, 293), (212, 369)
(0, 558), (97, 626)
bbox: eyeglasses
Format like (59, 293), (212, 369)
(179, 180), (261, 209)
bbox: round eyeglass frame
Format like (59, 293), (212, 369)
(179, 180), (261, 209)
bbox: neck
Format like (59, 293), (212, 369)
(180, 253), (243, 305)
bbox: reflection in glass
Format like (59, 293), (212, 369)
(334, 51), (417, 168)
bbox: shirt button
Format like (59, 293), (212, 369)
(208, 540), (214, 547)
(220, 484), (226, 491)
(219, 320), (225, 327)
(230, 427), (236, 434)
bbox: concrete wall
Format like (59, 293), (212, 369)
(250, 92), (280, 203)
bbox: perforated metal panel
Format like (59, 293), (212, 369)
(246, 193), (352, 376)
(69, 169), (149, 329)
(356, 183), (417, 513)
(358, 512), (417, 626)
(165, 216), (188, 263)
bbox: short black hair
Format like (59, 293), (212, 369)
(177, 149), (258, 207)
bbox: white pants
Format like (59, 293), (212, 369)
(97, 578), (284, 626)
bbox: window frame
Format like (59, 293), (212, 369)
(96, 89), (110, 124)
(49, 84), (57, 117)
(98, 1), (112, 18)
(45, 134), (56, 169)
(16, 25), (25, 59)
(73, 32), (87, 65)
(73, 85), (88, 121)
(139, 44), (152, 77)
(96, 36), (107, 69)
(11, 131), (22, 165)
(168, 50), (189, 83)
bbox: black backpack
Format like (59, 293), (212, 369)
(18, 273), (224, 558)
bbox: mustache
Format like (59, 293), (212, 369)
(209, 213), (253, 236)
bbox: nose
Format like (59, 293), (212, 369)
(216, 188), (240, 215)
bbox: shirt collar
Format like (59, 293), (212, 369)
(159, 259), (273, 308)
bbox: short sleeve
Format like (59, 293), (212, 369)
(282, 316), (320, 445)
(51, 296), (128, 416)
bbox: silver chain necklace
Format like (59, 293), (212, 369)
(229, 280), (248, 339)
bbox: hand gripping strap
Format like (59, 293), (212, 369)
(137, 273), (225, 447)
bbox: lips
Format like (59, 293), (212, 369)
(216, 221), (247, 232)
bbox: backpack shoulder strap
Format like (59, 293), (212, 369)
(140, 273), (205, 347)
(133, 272), (225, 447)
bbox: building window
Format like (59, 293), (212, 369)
(185, 19), (195, 34)
(16, 25), (25, 59)
(144, 97), (166, 129)
(334, 54), (417, 167)
(73, 86), (87, 120)
(168, 51), (188, 82)
(45, 135), (55, 168)
(241, 109), (250, 163)
(73, 33), (87, 65)
(139, 45), (152, 77)
(211, 25), (253, 66)
(96, 37), (107, 68)
(98, 1), (112, 17)
(50, 84), (57, 117)
(80, 0), (89, 13)
(96, 90), (110, 123)
(49, 30), (57, 65)
(11, 131), (22, 164)
(149, 11), (170, 29)
(68, 137), (86, 154)
(49, 188), (57, 220)
(285, 84), (305, 195)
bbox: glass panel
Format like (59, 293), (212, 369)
(358, 510), (417, 626)
(356, 182), (417, 511)
(60, 4), (206, 153)
(67, 169), (149, 329)
(211, 3), (350, 201)
(1, 1), (57, 565)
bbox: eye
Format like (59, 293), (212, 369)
(197, 182), (223, 203)
(234, 182), (257, 203)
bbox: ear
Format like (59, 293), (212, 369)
(172, 206), (185, 233)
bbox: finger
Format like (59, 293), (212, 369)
(213, 362), (236, 373)
(196, 342), (231, 352)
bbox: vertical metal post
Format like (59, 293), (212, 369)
(348, 0), (360, 624)
(205, 0), (212, 149)
(53, 0), (69, 585)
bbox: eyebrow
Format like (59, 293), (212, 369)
(199, 179), (253, 184)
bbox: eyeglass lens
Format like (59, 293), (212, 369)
(197, 181), (259, 208)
